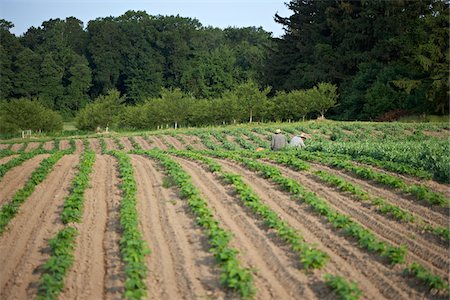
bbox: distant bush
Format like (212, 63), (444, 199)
(0, 98), (63, 134)
(375, 109), (410, 122)
(75, 90), (124, 131)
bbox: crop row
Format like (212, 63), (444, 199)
(135, 150), (256, 299)
(0, 149), (73, 234)
(171, 150), (362, 300)
(38, 150), (96, 299)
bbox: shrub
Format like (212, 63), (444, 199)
(0, 98), (63, 134)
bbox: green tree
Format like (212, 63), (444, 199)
(308, 82), (337, 119)
(38, 54), (64, 109)
(234, 81), (270, 123)
(12, 48), (41, 98)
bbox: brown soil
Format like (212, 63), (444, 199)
(174, 156), (322, 300)
(422, 130), (449, 139)
(214, 158), (447, 299)
(0, 144), (9, 150)
(261, 161), (448, 278)
(89, 138), (102, 154)
(148, 136), (168, 150)
(131, 155), (224, 299)
(24, 142), (40, 152)
(352, 161), (450, 198)
(0, 154), (50, 206)
(0, 154), (18, 165)
(104, 138), (119, 151)
(310, 163), (448, 227)
(0, 154), (78, 299)
(135, 136), (154, 150)
(163, 135), (185, 150)
(42, 141), (54, 151)
(180, 134), (206, 150)
(120, 137), (134, 151)
(59, 140), (71, 150)
(61, 155), (125, 300)
(11, 143), (23, 151)
(75, 139), (84, 154)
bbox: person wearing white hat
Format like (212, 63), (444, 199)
(271, 129), (287, 150)
(289, 133), (308, 148)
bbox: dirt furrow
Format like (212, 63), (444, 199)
(11, 143), (23, 151)
(259, 161), (449, 277)
(74, 139), (84, 154)
(215, 158), (426, 300)
(0, 154), (18, 165)
(24, 142), (40, 152)
(174, 157), (319, 300)
(0, 144), (9, 150)
(350, 160), (450, 198)
(42, 141), (54, 151)
(0, 155), (78, 300)
(120, 137), (134, 151)
(104, 138), (118, 151)
(163, 135), (185, 150)
(0, 154), (50, 206)
(89, 138), (102, 154)
(148, 136), (168, 150)
(134, 136), (153, 150)
(131, 155), (222, 299)
(180, 134), (206, 150)
(59, 140), (71, 150)
(61, 155), (125, 300)
(309, 162), (448, 226)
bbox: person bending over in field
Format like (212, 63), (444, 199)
(289, 133), (308, 148)
(271, 129), (287, 151)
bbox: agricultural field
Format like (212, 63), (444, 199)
(0, 121), (449, 300)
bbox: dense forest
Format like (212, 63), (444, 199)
(0, 0), (448, 132)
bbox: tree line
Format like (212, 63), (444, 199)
(0, 0), (448, 133)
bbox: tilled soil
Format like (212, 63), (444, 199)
(59, 140), (71, 150)
(61, 155), (125, 300)
(10, 143), (23, 151)
(89, 138), (103, 154)
(135, 136), (154, 150)
(0, 154), (18, 165)
(42, 141), (54, 151)
(74, 139), (84, 154)
(148, 136), (168, 150)
(104, 138), (119, 151)
(131, 155), (223, 299)
(120, 137), (134, 151)
(213, 158), (448, 299)
(24, 142), (40, 152)
(163, 135), (185, 150)
(0, 154), (78, 300)
(179, 135), (206, 150)
(0, 154), (50, 206)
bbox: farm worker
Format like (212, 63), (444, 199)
(271, 129), (287, 151)
(289, 133), (308, 148)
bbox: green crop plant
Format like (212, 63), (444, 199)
(111, 151), (149, 299)
(113, 137), (125, 150)
(324, 274), (362, 300)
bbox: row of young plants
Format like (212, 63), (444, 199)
(113, 136), (126, 150)
(37, 150), (96, 299)
(288, 150), (448, 206)
(170, 150), (362, 300)
(247, 151), (448, 242)
(211, 131), (239, 151)
(0, 148), (74, 234)
(134, 149), (256, 299)
(201, 149), (449, 294)
(110, 150), (150, 299)
(128, 136), (143, 150)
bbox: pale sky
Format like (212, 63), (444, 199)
(0, 0), (291, 37)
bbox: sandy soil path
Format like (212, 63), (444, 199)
(215, 158), (444, 299)
(0, 154), (50, 206)
(24, 142), (40, 152)
(120, 137), (134, 151)
(180, 135), (206, 150)
(0, 154), (18, 165)
(163, 135), (185, 150)
(105, 138), (119, 151)
(174, 156), (322, 300)
(0, 154), (78, 300)
(42, 141), (54, 151)
(261, 160), (448, 276)
(59, 140), (71, 150)
(61, 155), (125, 300)
(309, 162), (448, 226)
(89, 138), (102, 154)
(148, 136), (168, 150)
(131, 155), (223, 299)
(134, 136), (154, 150)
